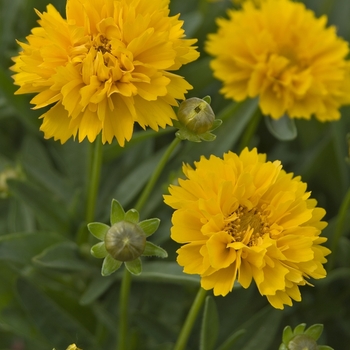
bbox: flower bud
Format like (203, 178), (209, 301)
(177, 97), (215, 134)
(287, 335), (318, 350)
(104, 221), (146, 261)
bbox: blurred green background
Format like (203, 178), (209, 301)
(0, 0), (349, 349)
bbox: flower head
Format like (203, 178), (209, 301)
(206, 0), (350, 121)
(164, 148), (331, 309)
(88, 199), (167, 276)
(11, 0), (199, 146)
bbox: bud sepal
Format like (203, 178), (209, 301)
(174, 96), (222, 142)
(88, 199), (167, 276)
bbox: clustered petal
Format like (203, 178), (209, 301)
(164, 148), (331, 309)
(205, 0), (350, 121)
(11, 0), (199, 146)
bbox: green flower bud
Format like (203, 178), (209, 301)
(177, 97), (215, 134)
(287, 335), (318, 350)
(104, 221), (146, 261)
(279, 324), (333, 350)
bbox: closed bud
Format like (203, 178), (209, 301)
(105, 221), (146, 261)
(287, 335), (318, 350)
(177, 97), (215, 134)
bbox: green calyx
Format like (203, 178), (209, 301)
(87, 199), (167, 276)
(174, 96), (222, 142)
(279, 324), (333, 350)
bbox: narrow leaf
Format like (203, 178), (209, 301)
(216, 329), (246, 350)
(200, 296), (219, 350)
(17, 278), (98, 349)
(265, 114), (297, 141)
(32, 241), (89, 271)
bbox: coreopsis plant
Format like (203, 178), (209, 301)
(164, 148), (331, 309)
(4, 0), (348, 349)
(206, 0), (350, 121)
(11, 0), (199, 145)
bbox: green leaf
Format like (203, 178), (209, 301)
(101, 254), (123, 276)
(216, 329), (246, 350)
(90, 242), (108, 259)
(125, 257), (142, 275)
(32, 241), (89, 271)
(0, 231), (65, 265)
(79, 273), (114, 305)
(265, 114), (297, 141)
(16, 278), (98, 349)
(200, 296), (219, 350)
(139, 218), (160, 236)
(134, 261), (200, 286)
(110, 199), (125, 225)
(227, 307), (283, 350)
(7, 179), (70, 233)
(240, 309), (283, 350)
(125, 208), (139, 223)
(143, 241), (168, 258)
(87, 222), (110, 240)
(304, 324), (323, 341)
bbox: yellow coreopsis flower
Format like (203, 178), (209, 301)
(164, 148), (331, 309)
(11, 0), (199, 146)
(206, 0), (350, 121)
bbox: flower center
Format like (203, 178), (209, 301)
(224, 206), (269, 246)
(95, 34), (112, 55)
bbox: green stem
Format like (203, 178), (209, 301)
(86, 134), (103, 223)
(118, 136), (181, 350)
(173, 288), (207, 350)
(238, 108), (261, 152)
(135, 136), (181, 212)
(327, 186), (350, 271)
(118, 268), (132, 350)
(77, 134), (103, 245)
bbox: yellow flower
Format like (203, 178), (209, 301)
(164, 148), (331, 309)
(11, 0), (199, 146)
(206, 0), (350, 121)
(232, 0), (265, 6)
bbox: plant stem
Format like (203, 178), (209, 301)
(118, 268), (132, 350)
(86, 134), (103, 223)
(327, 186), (350, 271)
(135, 136), (181, 212)
(173, 287), (207, 350)
(77, 134), (103, 245)
(117, 135), (181, 350)
(238, 108), (261, 152)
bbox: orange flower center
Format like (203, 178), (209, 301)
(224, 206), (269, 246)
